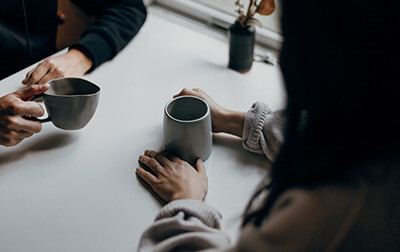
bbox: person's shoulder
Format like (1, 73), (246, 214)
(238, 184), (359, 252)
(273, 184), (358, 217)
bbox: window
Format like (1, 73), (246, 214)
(197, 0), (281, 33)
(151, 0), (283, 50)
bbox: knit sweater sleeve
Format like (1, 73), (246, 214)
(137, 199), (231, 252)
(69, 0), (147, 71)
(242, 102), (286, 162)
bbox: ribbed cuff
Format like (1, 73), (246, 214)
(242, 102), (272, 154)
(70, 31), (114, 72)
(156, 199), (223, 229)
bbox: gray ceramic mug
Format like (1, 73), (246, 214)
(33, 77), (100, 130)
(163, 95), (212, 164)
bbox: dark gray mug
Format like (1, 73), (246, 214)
(33, 77), (100, 130)
(163, 95), (212, 164)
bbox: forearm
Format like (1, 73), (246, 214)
(67, 49), (93, 74)
(70, 0), (147, 70)
(218, 109), (245, 138)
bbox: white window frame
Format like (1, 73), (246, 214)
(149, 0), (283, 51)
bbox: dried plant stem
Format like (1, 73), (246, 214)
(246, 0), (253, 18)
(248, 0), (260, 18)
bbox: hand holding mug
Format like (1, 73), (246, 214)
(32, 77), (100, 130)
(0, 84), (49, 146)
(174, 88), (245, 138)
(164, 95), (212, 164)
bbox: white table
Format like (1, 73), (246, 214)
(0, 7), (285, 252)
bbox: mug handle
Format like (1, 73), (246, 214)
(28, 94), (51, 123)
(29, 116), (52, 123)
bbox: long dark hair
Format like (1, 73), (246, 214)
(245, 0), (400, 226)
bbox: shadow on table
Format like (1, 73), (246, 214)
(0, 132), (77, 165)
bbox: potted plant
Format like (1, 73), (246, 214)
(228, 0), (275, 73)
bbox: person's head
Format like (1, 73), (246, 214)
(247, 0), (400, 224)
(277, 0), (400, 184)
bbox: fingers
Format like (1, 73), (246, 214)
(138, 150), (189, 178)
(139, 153), (163, 175)
(36, 68), (63, 85)
(14, 84), (49, 101)
(22, 51), (91, 86)
(0, 129), (34, 147)
(136, 150), (162, 190)
(4, 115), (42, 133)
(143, 149), (157, 158)
(136, 149), (208, 202)
(22, 69), (34, 84)
(7, 100), (45, 118)
(5, 99), (45, 118)
(173, 88), (186, 98)
(0, 86), (47, 147)
(22, 59), (66, 85)
(140, 150), (200, 172)
(195, 159), (206, 175)
(23, 61), (51, 85)
(154, 153), (173, 166)
(165, 154), (181, 163)
(15, 130), (34, 139)
(1, 85), (47, 121)
(136, 167), (158, 185)
(143, 150), (175, 167)
(173, 88), (205, 98)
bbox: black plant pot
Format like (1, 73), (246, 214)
(228, 22), (255, 73)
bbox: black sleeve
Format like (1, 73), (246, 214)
(69, 0), (147, 71)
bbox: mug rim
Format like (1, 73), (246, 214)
(45, 77), (101, 97)
(164, 95), (210, 123)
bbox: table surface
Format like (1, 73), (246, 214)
(0, 7), (285, 252)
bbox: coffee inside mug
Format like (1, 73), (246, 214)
(166, 96), (208, 121)
(46, 78), (100, 96)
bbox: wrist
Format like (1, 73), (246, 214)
(68, 49), (93, 74)
(171, 192), (205, 202)
(219, 109), (245, 138)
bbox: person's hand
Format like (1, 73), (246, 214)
(0, 84), (49, 146)
(174, 88), (245, 138)
(136, 150), (208, 202)
(22, 49), (93, 85)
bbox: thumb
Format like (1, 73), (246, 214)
(173, 88), (187, 98)
(195, 159), (206, 174)
(15, 84), (50, 101)
(173, 88), (198, 98)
